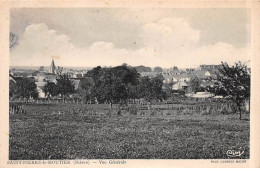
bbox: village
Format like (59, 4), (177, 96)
(9, 59), (223, 100)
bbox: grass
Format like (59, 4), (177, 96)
(9, 103), (250, 159)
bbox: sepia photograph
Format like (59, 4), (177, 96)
(7, 7), (252, 162)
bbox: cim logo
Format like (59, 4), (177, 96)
(226, 149), (244, 157)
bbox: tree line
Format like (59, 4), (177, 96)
(9, 64), (166, 104)
(9, 74), (75, 100)
(9, 62), (250, 119)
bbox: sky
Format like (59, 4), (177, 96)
(10, 8), (251, 68)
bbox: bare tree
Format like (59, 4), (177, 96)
(9, 32), (19, 49)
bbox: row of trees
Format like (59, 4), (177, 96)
(134, 65), (164, 73)
(9, 74), (75, 100)
(9, 77), (38, 99)
(10, 64), (166, 105)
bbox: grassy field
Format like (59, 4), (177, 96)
(9, 103), (250, 159)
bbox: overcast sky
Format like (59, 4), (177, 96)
(10, 8), (251, 68)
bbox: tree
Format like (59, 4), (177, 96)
(10, 77), (38, 99)
(76, 77), (95, 103)
(209, 61), (250, 120)
(172, 66), (179, 71)
(86, 65), (140, 107)
(138, 75), (166, 101)
(10, 32), (19, 49)
(189, 76), (202, 93)
(138, 76), (152, 100)
(150, 74), (166, 100)
(154, 66), (163, 73)
(43, 81), (60, 98)
(56, 74), (75, 100)
(9, 80), (16, 98)
(86, 64), (166, 105)
(134, 65), (152, 72)
(163, 82), (174, 99)
(86, 66), (102, 81)
(39, 66), (44, 71)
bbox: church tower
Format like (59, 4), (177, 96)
(49, 59), (56, 74)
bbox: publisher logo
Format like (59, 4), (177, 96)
(226, 150), (244, 157)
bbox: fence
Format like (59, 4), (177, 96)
(9, 105), (26, 115)
(122, 102), (240, 115)
(9, 99), (248, 116)
(10, 99), (85, 105)
(10, 96), (229, 106)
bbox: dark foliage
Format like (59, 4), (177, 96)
(9, 77), (38, 99)
(207, 61), (250, 119)
(57, 74), (75, 98)
(87, 64), (140, 104)
(39, 66), (44, 71)
(86, 64), (166, 104)
(137, 75), (166, 101)
(189, 76), (202, 93)
(153, 66), (163, 73)
(134, 65), (152, 72)
(43, 81), (60, 98)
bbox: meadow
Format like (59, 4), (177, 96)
(9, 102), (250, 159)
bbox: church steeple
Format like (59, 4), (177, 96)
(50, 59), (56, 74)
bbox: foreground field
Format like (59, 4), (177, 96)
(9, 103), (250, 159)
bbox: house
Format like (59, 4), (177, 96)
(172, 73), (192, 82)
(36, 87), (46, 98)
(192, 70), (211, 79)
(186, 68), (195, 72)
(172, 81), (188, 91)
(35, 81), (47, 98)
(162, 73), (174, 83)
(205, 71), (211, 77)
(72, 73), (83, 78)
(34, 72), (57, 82)
(139, 72), (158, 78)
(163, 77), (173, 84)
(198, 64), (222, 71)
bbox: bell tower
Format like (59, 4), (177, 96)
(49, 59), (56, 74)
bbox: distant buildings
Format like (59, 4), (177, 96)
(9, 61), (225, 99)
(198, 64), (222, 71)
(9, 59), (88, 99)
(136, 64), (219, 93)
(139, 72), (159, 78)
(186, 68), (195, 72)
(172, 81), (188, 91)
